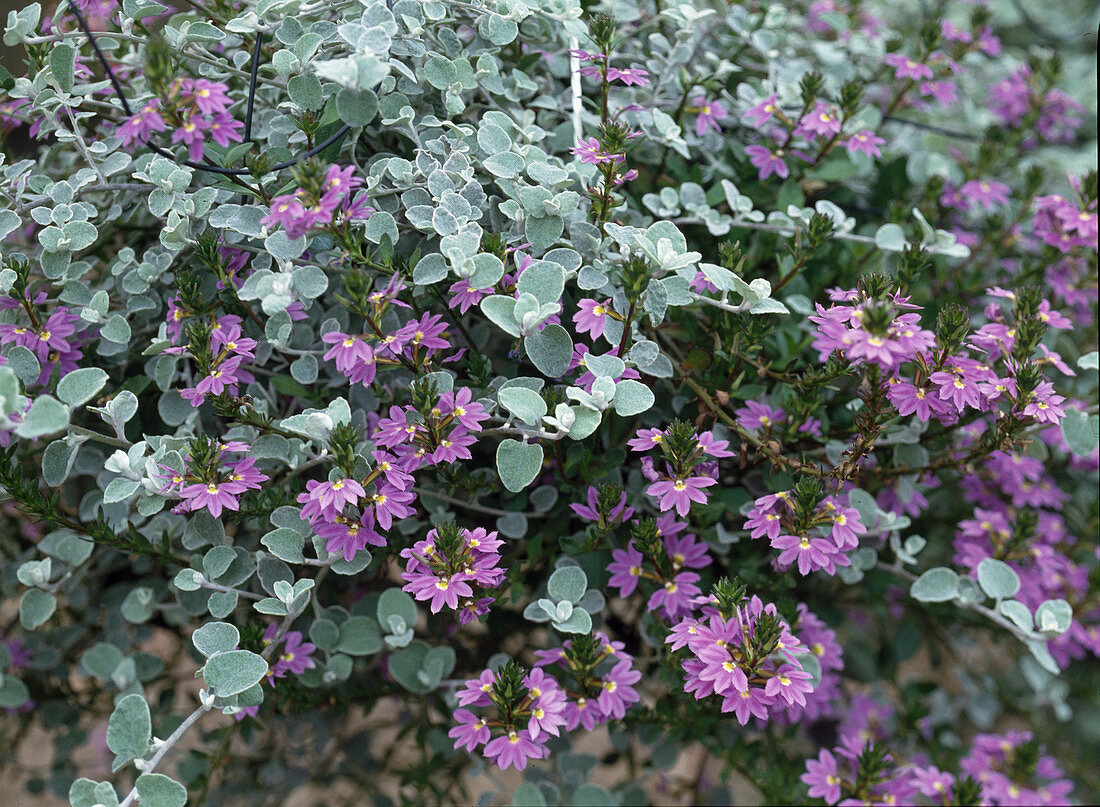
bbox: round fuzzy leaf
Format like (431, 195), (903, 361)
(337, 616), (384, 655)
(1035, 599), (1072, 636)
(547, 566), (588, 604)
(135, 773), (187, 807)
(552, 608), (592, 634)
(202, 650), (269, 697)
(612, 380), (655, 417)
(976, 558), (1020, 600)
(516, 260), (565, 305)
(377, 588), (418, 630)
(909, 567), (959, 602)
(0, 674), (30, 708)
(14, 395), (69, 439)
(496, 439), (543, 492)
(874, 223), (906, 251)
(999, 599), (1033, 633)
(192, 621), (241, 658)
(57, 367), (108, 407)
(20, 588), (57, 630)
(524, 324), (572, 378)
(106, 693), (152, 768)
(336, 87), (378, 126)
(498, 387), (547, 426)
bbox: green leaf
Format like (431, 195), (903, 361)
(909, 567), (959, 602)
(424, 55), (457, 89)
(466, 252), (504, 289)
(57, 367), (109, 407)
(567, 784), (615, 806)
(477, 122), (512, 153)
(203, 545), (237, 579)
(524, 214), (564, 250)
(480, 295), (522, 337)
(612, 380), (654, 417)
(82, 643), (124, 679)
(202, 650), (269, 697)
(135, 773), (188, 807)
(524, 324), (572, 378)
(288, 72), (324, 109)
(874, 223), (906, 252)
(50, 42), (75, 92)
(15, 395), (69, 439)
(106, 693), (152, 770)
(512, 782), (548, 807)
(516, 260), (564, 305)
(1035, 599), (1072, 636)
(1078, 351), (1098, 370)
(483, 152), (524, 178)
(337, 616), (383, 655)
(192, 622), (241, 658)
(0, 674), (30, 708)
(1060, 407), (1099, 457)
(335, 87), (377, 126)
(261, 527), (305, 563)
(413, 253), (448, 285)
(547, 566), (587, 604)
(498, 387), (547, 426)
(101, 314), (131, 343)
(121, 587), (156, 624)
(103, 477), (140, 504)
(496, 439), (543, 492)
(68, 778), (120, 807)
(999, 599), (1032, 633)
(20, 588), (57, 630)
(377, 588), (418, 629)
(976, 558), (1020, 600)
(6, 345), (40, 386)
(552, 608), (592, 634)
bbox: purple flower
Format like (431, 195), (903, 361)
(647, 475), (717, 516)
(960, 179), (1011, 210)
(573, 298), (613, 339)
(801, 749), (843, 803)
(744, 93), (780, 129)
(447, 279), (490, 313)
(179, 482), (239, 518)
(117, 100), (166, 149)
(795, 102), (841, 139)
(884, 53), (934, 81)
(182, 78), (232, 116)
(745, 145), (789, 180)
(690, 96), (728, 136)
(607, 66), (650, 87)
(271, 631), (317, 676)
(483, 730), (545, 771)
(844, 129), (885, 158)
(449, 709), (491, 752)
(735, 400), (786, 431)
(607, 542), (645, 597)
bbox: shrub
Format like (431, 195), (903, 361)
(0, 0), (1096, 804)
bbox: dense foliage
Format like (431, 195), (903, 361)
(0, 0), (1097, 805)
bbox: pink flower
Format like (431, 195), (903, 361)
(745, 145), (789, 180)
(884, 53), (934, 81)
(744, 93), (780, 129)
(483, 730), (546, 771)
(647, 475), (717, 516)
(690, 96), (728, 136)
(117, 100), (166, 149)
(180, 482), (239, 518)
(573, 298), (613, 339)
(844, 130), (885, 158)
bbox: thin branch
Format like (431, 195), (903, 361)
(118, 701), (212, 807)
